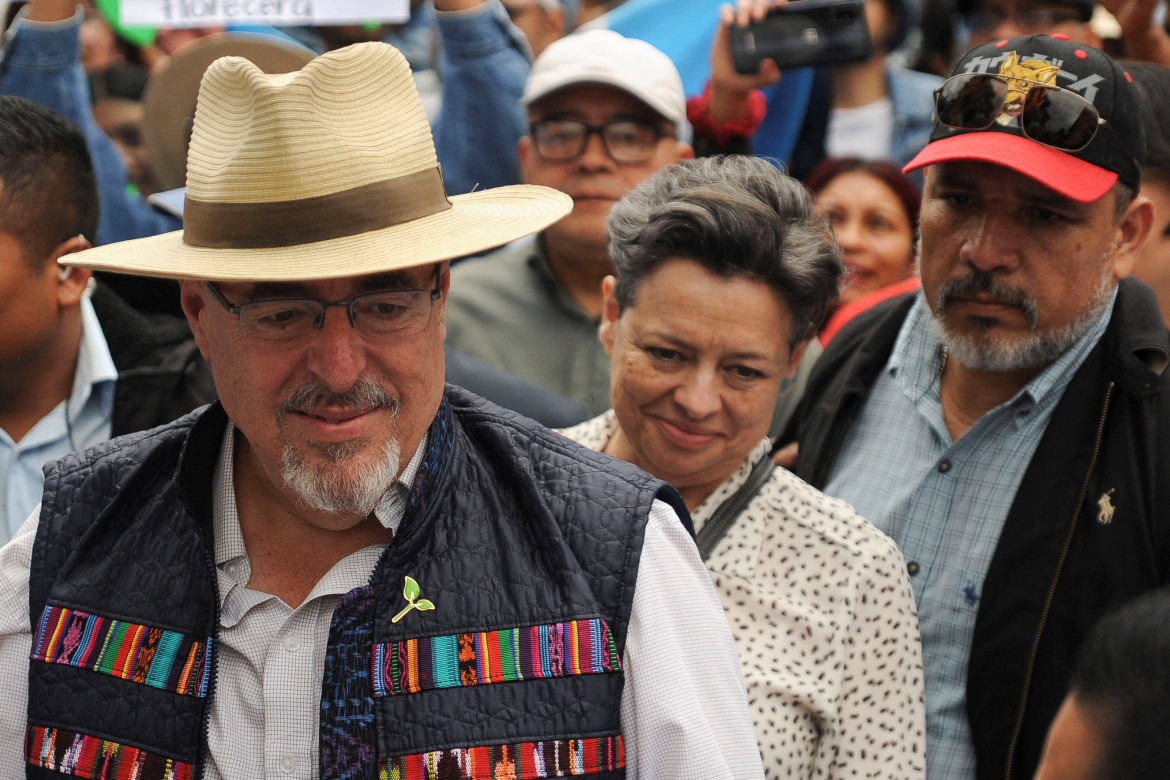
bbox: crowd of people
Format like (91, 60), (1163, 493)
(1, 0), (1169, 778)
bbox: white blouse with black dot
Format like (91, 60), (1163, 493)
(562, 412), (926, 779)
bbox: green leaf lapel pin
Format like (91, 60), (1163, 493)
(392, 576), (436, 623)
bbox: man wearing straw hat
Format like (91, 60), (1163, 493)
(0, 42), (765, 779)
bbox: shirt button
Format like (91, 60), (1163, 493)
(907, 561), (920, 576)
(280, 756), (297, 774)
(938, 459), (952, 473)
(284, 635), (302, 653)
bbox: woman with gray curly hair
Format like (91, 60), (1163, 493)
(560, 156), (926, 778)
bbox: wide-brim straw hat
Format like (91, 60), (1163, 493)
(142, 33), (317, 192)
(67, 42), (571, 281)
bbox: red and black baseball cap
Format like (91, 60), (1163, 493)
(904, 34), (1145, 203)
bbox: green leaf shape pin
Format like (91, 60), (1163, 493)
(392, 576), (436, 623)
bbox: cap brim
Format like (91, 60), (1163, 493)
(63, 186), (572, 281)
(522, 77), (683, 136)
(903, 133), (1118, 203)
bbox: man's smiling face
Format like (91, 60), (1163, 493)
(181, 263), (449, 528)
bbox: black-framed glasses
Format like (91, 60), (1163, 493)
(529, 119), (667, 164)
(965, 7), (1087, 33)
(205, 266), (442, 341)
(934, 72), (1107, 152)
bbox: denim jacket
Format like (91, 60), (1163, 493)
(433, 0), (531, 196)
(0, 10), (181, 245)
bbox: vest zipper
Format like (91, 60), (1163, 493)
(1001, 380), (1114, 780)
(193, 539), (222, 780)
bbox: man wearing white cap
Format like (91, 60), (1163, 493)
(444, 29), (693, 419)
(0, 42), (765, 779)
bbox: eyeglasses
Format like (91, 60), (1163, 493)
(965, 7), (1087, 33)
(529, 119), (667, 164)
(934, 72), (1107, 153)
(205, 267), (442, 341)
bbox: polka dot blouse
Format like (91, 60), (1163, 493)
(562, 412), (926, 779)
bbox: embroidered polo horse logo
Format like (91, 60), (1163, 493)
(996, 52), (1061, 126)
(1097, 488), (1116, 525)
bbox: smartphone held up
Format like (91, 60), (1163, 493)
(729, 0), (872, 74)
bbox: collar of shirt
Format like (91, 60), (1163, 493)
(526, 236), (597, 324)
(211, 423), (429, 611)
(4, 296), (118, 453)
(1, 298), (117, 537)
(560, 408), (772, 534)
(69, 296), (119, 430)
(888, 289), (1118, 442)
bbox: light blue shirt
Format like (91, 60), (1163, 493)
(824, 289), (1115, 780)
(0, 298), (117, 541)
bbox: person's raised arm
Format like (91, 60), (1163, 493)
(1101, 0), (1170, 66)
(688, 0), (782, 155)
(433, 0), (532, 194)
(0, 0), (181, 243)
(24, 0), (76, 22)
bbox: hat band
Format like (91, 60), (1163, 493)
(182, 168), (452, 249)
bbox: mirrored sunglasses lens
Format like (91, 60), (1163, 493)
(937, 75), (1006, 130)
(1021, 86), (1100, 150)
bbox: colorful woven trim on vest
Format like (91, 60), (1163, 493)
(371, 618), (621, 697)
(26, 725), (192, 780)
(380, 735), (624, 779)
(31, 605), (211, 697)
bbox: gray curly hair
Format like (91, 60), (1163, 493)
(606, 155), (842, 348)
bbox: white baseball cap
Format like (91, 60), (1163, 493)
(521, 29), (686, 137)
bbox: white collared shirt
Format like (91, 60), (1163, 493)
(0, 298), (117, 541)
(564, 411), (926, 779)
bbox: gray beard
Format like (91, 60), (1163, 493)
(927, 265), (1113, 374)
(280, 436), (401, 516)
(276, 377), (401, 516)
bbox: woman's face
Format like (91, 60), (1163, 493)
(1131, 171), (1170, 326)
(815, 170), (916, 304)
(599, 257), (804, 508)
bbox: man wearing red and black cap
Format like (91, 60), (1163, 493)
(782, 34), (1168, 780)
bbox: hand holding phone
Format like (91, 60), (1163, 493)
(729, 0), (872, 74)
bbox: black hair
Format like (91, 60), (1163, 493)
(0, 94), (99, 268)
(1068, 589), (1170, 780)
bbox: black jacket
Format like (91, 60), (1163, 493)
(90, 283), (217, 436)
(785, 277), (1170, 780)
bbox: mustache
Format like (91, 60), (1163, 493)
(937, 271), (1038, 328)
(278, 377), (398, 420)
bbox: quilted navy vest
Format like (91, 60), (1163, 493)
(27, 386), (681, 780)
